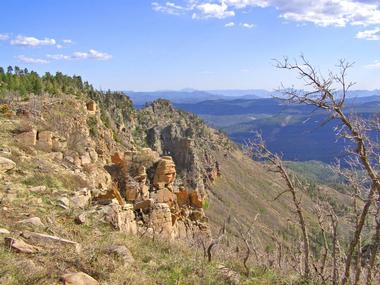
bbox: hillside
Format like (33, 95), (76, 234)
(0, 69), (352, 284)
(174, 97), (380, 162)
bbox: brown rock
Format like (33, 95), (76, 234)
(4, 237), (41, 254)
(70, 189), (91, 209)
(125, 180), (139, 202)
(15, 129), (37, 146)
(86, 101), (97, 112)
(0, 157), (16, 173)
(106, 245), (135, 266)
(21, 232), (80, 252)
(36, 131), (53, 152)
(0, 228), (10, 235)
(102, 203), (137, 234)
(16, 217), (45, 228)
(75, 213), (86, 224)
(61, 272), (99, 285)
(190, 191), (203, 208)
(153, 156), (176, 190)
(52, 136), (67, 152)
(154, 188), (177, 205)
(111, 151), (124, 165)
(176, 187), (189, 207)
(134, 199), (154, 211)
(80, 153), (91, 165)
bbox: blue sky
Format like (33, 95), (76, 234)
(2, 0), (380, 91)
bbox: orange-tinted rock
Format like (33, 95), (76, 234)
(86, 101), (97, 112)
(153, 156), (176, 190)
(190, 191), (203, 208)
(176, 187), (189, 207)
(16, 129), (37, 146)
(111, 152), (124, 165)
(154, 188), (177, 205)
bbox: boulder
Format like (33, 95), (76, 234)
(190, 191), (203, 208)
(88, 148), (98, 162)
(125, 180), (139, 202)
(149, 203), (173, 239)
(152, 188), (177, 205)
(15, 129), (37, 146)
(153, 156), (176, 190)
(21, 232), (80, 252)
(57, 197), (70, 209)
(52, 136), (67, 152)
(135, 166), (150, 200)
(16, 217), (45, 228)
(4, 237), (41, 254)
(75, 213), (86, 224)
(86, 101), (97, 112)
(106, 245), (135, 266)
(80, 153), (91, 166)
(29, 185), (47, 193)
(0, 228), (10, 234)
(61, 272), (99, 285)
(102, 202), (137, 234)
(36, 131), (53, 152)
(134, 199), (154, 211)
(70, 188), (91, 209)
(0, 157), (16, 173)
(176, 187), (189, 207)
(111, 151), (124, 165)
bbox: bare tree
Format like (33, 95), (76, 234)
(274, 56), (380, 284)
(207, 219), (228, 262)
(245, 134), (311, 278)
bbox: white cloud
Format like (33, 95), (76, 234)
(365, 59), (380, 68)
(356, 27), (380, 40)
(47, 49), (112, 61)
(72, 49), (112, 60)
(193, 2), (235, 19)
(152, 1), (187, 15)
(16, 55), (49, 64)
(241, 22), (255, 28)
(152, 0), (380, 27)
(46, 54), (71, 60)
(0, 34), (9, 41)
(225, 21), (235, 27)
(63, 39), (73, 44)
(11, 35), (56, 46)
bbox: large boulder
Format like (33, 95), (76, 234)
(36, 131), (53, 152)
(15, 129), (37, 146)
(153, 156), (176, 190)
(4, 237), (41, 254)
(60, 272), (99, 285)
(101, 203), (137, 235)
(149, 203), (173, 239)
(0, 157), (16, 173)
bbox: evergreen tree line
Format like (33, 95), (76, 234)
(0, 65), (96, 98)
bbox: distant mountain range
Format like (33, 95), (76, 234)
(126, 89), (380, 105)
(125, 89), (380, 163)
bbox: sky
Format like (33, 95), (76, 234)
(2, 0), (380, 91)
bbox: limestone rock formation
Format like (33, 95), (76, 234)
(4, 237), (41, 254)
(153, 156), (176, 190)
(0, 156), (16, 173)
(61, 272), (99, 285)
(15, 128), (37, 146)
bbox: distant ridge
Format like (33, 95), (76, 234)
(125, 89), (380, 105)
